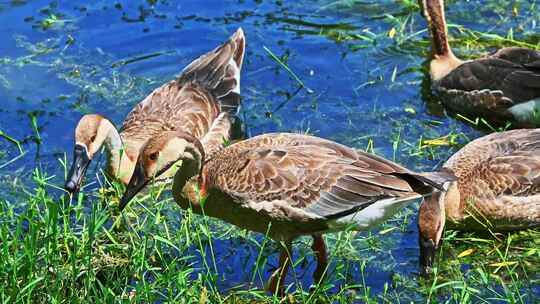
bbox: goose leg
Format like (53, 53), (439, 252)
(267, 239), (292, 296)
(311, 235), (328, 285)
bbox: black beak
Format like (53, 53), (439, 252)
(65, 144), (91, 194)
(419, 238), (437, 276)
(119, 162), (148, 211)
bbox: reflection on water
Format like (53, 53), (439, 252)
(0, 0), (539, 300)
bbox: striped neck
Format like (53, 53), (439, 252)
(422, 0), (463, 81)
(423, 0), (452, 57)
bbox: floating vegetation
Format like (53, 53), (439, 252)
(263, 46), (314, 94)
(110, 50), (176, 68)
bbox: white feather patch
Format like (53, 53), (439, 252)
(228, 56), (241, 95)
(328, 195), (423, 230)
(508, 98), (540, 123)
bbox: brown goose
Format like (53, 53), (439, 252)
(119, 132), (450, 295)
(421, 0), (540, 125)
(64, 28), (245, 193)
(418, 129), (540, 274)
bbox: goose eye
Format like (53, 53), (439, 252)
(148, 152), (159, 161)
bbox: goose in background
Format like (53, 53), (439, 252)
(418, 128), (540, 274)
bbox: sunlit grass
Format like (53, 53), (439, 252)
(1, 146), (539, 303)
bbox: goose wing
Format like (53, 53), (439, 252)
(206, 134), (442, 220)
(200, 112), (238, 159)
(120, 28), (245, 141)
(489, 47), (540, 67)
(446, 129), (540, 199)
(439, 48), (540, 104)
(176, 28), (245, 114)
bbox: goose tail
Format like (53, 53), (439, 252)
(413, 170), (456, 193)
(177, 28), (246, 115)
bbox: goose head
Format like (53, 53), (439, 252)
(119, 131), (205, 211)
(65, 114), (116, 193)
(418, 186), (448, 275)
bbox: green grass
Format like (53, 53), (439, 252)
(0, 150), (539, 303)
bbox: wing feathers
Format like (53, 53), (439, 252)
(119, 29), (245, 151)
(177, 28), (245, 115)
(445, 129), (540, 199)
(439, 48), (540, 105)
(206, 133), (441, 221)
(348, 172), (413, 192)
(336, 176), (384, 197)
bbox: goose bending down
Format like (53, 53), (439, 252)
(418, 129), (540, 274)
(118, 132), (451, 295)
(421, 0), (540, 125)
(64, 28), (245, 193)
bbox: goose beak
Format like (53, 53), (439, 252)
(419, 238), (437, 276)
(65, 144), (91, 194)
(119, 162), (148, 211)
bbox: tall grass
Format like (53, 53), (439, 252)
(0, 157), (538, 303)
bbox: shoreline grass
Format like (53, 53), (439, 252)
(0, 158), (538, 303)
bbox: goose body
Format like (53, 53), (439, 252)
(422, 0), (540, 125)
(184, 133), (437, 239)
(119, 132), (450, 294)
(65, 28), (245, 192)
(418, 129), (540, 273)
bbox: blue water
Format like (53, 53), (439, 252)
(1, 0), (539, 301)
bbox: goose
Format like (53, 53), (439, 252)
(118, 131), (451, 295)
(418, 128), (540, 274)
(421, 0), (540, 125)
(64, 28), (245, 193)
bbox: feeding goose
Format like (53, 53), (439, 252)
(421, 0), (540, 126)
(118, 131), (451, 295)
(418, 128), (540, 274)
(64, 28), (245, 193)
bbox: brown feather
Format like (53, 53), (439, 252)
(118, 28), (245, 178)
(422, 0), (540, 125)
(201, 133), (445, 218)
(442, 128), (540, 229)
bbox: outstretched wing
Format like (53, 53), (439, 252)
(176, 28), (245, 114)
(120, 28), (245, 146)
